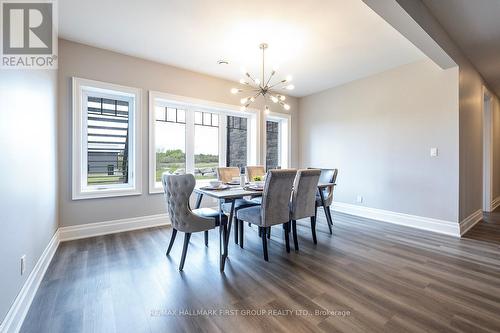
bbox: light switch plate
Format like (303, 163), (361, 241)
(430, 147), (438, 157)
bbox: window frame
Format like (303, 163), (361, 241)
(265, 111), (291, 170)
(72, 77), (142, 200)
(149, 91), (260, 194)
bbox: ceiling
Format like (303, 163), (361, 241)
(422, 0), (500, 97)
(59, 0), (425, 97)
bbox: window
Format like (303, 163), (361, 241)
(194, 112), (219, 180)
(226, 116), (248, 168)
(149, 92), (259, 193)
(72, 78), (141, 200)
(155, 107), (186, 182)
(266, 112), (290, 170)
(266, 120), (280, 170)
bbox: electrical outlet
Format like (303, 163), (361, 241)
(356, 195), (363, 203)
(430, 147), (438, 157)
(21, 255), (26, 276)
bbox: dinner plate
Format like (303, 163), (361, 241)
(200, 184), (230, 191)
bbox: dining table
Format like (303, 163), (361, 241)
(193, 185), (263, 272)
(193, 181), (336, 272)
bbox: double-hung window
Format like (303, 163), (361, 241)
(72, 78), (141, 200)
(149, 91), (259, 193)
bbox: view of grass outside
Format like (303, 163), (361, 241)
(155, 149), (219, 181)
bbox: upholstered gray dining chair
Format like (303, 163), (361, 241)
(236, 169), (297, 261)
(216, 167), (240, 183)
(289, 169), (321, 251)
(314, 168), (338, 234)
(162, 173), (227, 271)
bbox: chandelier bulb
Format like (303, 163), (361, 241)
(240, 97), (248, 104)
(231, 88), (240, 94)
(264, 105), (270, 114)
(270, 96), (279, 103)
(283, 103), (291, 111)
(286, 84), (295, 90)
(239, 79), (248, 85)
(279, 95), (286, 101)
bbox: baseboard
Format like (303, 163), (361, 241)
(459, 209), (483, 236)
(59, 213), (170, 242)
(491, 196), (500, 212)
(332, 202), (460, 237)
(0, 230), (60, 333)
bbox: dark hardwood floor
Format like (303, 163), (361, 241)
(464, 210), (500, 244)
(21, 211), (500, 333)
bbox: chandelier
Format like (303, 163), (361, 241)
(230, 43), (294, 113)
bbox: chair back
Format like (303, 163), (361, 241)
(162, 173), (215, 232)
(318, 168), (338, 206)
(246, 165), (266, 182)
(291, 169), (321, 220)
(216, 167), (239, 183)
(260, 169), (297, 227)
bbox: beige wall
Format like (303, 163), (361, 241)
(299, 59), (459, 222)
(58, 39), (298, 227)
(394, 0), (500, 221)
(0, 70), (58, 323)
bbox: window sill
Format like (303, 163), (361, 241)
(72, 188), (142, 200)
(149, 178), (218, 194)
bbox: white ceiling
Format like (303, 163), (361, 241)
(59, 0), (425, 97)
(422, 0), (500, 98)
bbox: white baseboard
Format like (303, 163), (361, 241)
(1, 213), (172, 332)
(491, 196), (500, 212)
(332, 202), (460, 237)
(459, 209), (483, 236)
(59, 213), (170, 242)
(0, 230), (60, 333)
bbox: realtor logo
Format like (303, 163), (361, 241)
(1, 0), (57, 69)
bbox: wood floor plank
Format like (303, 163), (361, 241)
(20, 210), (500, 333)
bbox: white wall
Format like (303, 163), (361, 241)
(58, 39), (298, 227)
(0, 70), (58, 323)
(392, 0), (500, 222)
(299, 59), (459, 222)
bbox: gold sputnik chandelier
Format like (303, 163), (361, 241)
(230, 43), (294, 113)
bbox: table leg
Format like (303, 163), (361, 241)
(318, 189), (333, 234)
(195, 193), (203, 209)
(219, 199), (225, 271)
(224, 200), (236, 256)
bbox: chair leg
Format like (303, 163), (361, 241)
(166, 228), (177, 256)
(204, 230), (208, 247)
(267, 226), (271, 239)
(261, 227), (269, 261)
(234, 216), (239, 244)
(284, 222), (290, 253)
(239, 220), (244, 248)
(258, 227), (262, 238)
(327, 206), (334, 226)
(311, 216), (317, 244)
(179, 233), (191, 271)
(324, 205), (333, 234)
(292, 220), (299, 251)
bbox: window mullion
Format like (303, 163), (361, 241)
(219, 113), (227, 167)
(185, 108), (195, 174)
